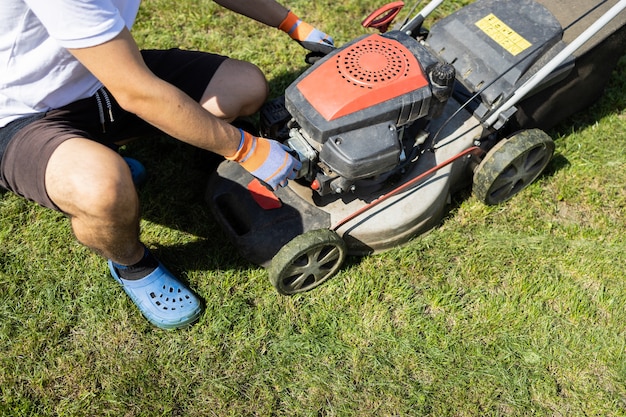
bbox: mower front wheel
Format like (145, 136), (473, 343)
(268, 229), (347, 295)
(473, 129), (554, 205)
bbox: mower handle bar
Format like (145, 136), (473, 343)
(400, 0), (446, 36)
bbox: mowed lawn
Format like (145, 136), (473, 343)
(1, 1), (625, 416)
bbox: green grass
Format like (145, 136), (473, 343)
(2, 0), (626, 415)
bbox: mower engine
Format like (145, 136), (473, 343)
(262, 31), (455, 196)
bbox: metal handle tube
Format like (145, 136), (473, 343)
(401, 0), (446, 35)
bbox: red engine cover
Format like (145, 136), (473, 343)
(296, 34), (429, 121)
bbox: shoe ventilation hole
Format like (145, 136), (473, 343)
(336, 37), (411, 89)
(150, 290), (193, 308)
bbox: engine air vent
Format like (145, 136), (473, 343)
(337, 37), (412, 89)
(293, 33), (429, 122)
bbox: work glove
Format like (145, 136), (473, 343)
(226, 129), (301, 190)
(278, 11), (335, 55)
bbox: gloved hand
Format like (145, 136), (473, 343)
(226, 129), (301, 190)
(278, 11), (335, 55)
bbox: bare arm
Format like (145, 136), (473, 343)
(212, 0), (289, 27)
(214, 0), (335, 55)
(68, 28), (241, 157)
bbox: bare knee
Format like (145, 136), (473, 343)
(46, 139), (138, 223)
(201, 59), (269, 120)
(77, 163), (138, 223)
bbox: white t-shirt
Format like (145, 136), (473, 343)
(0, 0), (141, 127)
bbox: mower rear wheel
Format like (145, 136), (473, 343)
(268, 229), (347, 295)
(473, 129), (554, 205)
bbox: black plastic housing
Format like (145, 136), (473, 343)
(285, 31), (441, 145)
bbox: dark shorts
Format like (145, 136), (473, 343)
(0, 48), (229, 211)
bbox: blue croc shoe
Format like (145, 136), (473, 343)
(108, 260), (203, 330)
(123, 157), (147, 187)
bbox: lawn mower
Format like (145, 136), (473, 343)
(206, 0), (626, 295)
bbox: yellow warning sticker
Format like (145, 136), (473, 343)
(475, 13), (532, 56)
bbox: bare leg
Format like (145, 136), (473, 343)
(199, 58), (269, 121)
(44, 137), (202, 329)
(45, 138), (144, 266)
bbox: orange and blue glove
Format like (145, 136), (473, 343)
(279, 11), (335, 55)
(226, 129), (301, 190)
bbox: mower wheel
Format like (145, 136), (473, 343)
(268, 229), (347, 295)
(473, 129), (554, 205)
